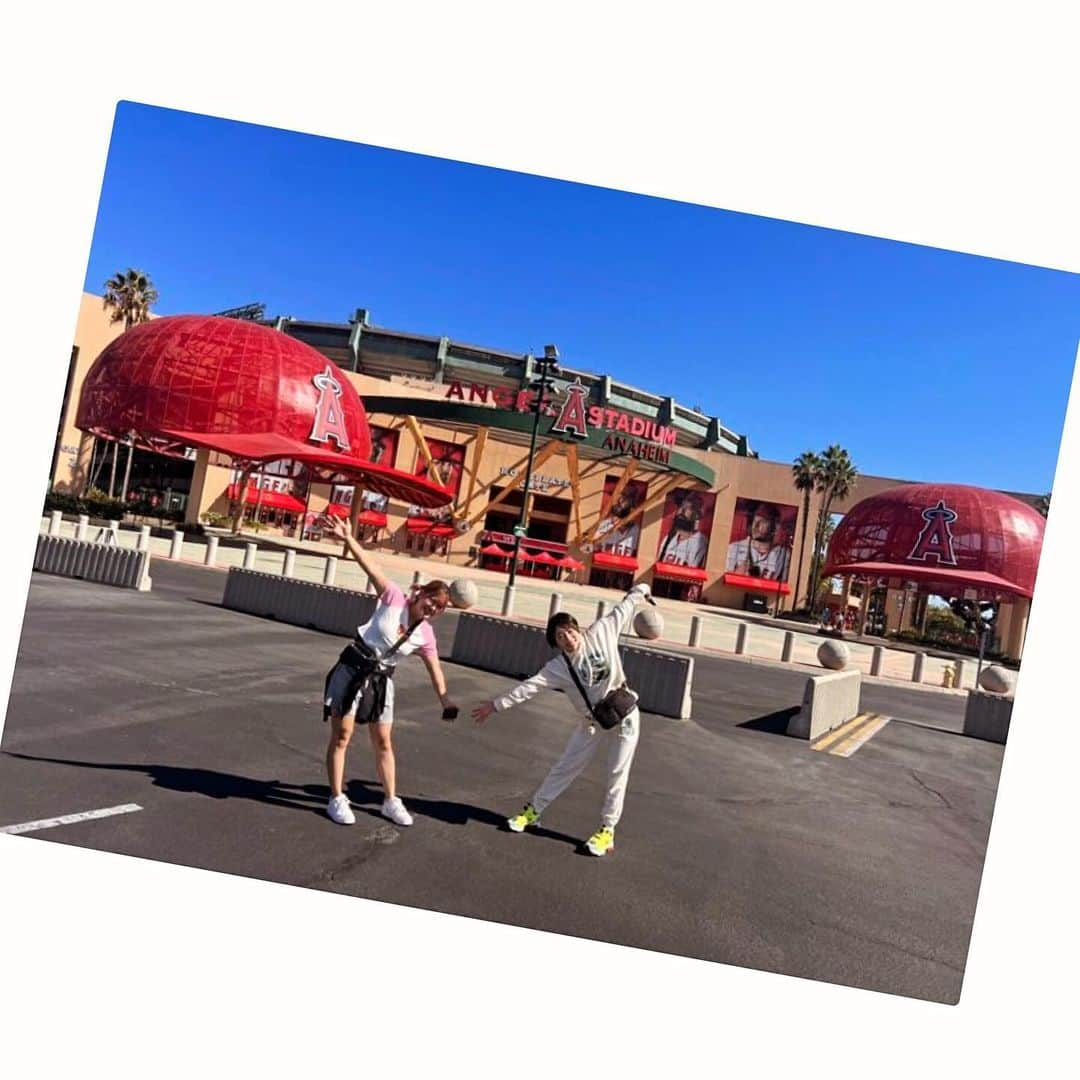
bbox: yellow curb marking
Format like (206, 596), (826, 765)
(810, 712), (877, 752)
(829, 714), (892, 757)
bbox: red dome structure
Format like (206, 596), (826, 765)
(75, 315), (451, 507)
(822, 483), (1044, 599)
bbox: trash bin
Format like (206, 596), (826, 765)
(742, 593), (767, 613)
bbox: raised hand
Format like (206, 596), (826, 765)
(471, 702), (495, 726)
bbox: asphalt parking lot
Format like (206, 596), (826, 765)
(0, 562), (1005, 1004)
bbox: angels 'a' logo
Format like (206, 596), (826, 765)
(550, 379), (589, 439)
(309, 366), (351, 450)
(908, 499), (959, 565)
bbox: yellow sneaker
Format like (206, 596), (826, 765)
(586, 825), (615, 857)
(507, 803), (540, 833)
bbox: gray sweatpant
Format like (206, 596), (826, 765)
(532, 710), (640, 828)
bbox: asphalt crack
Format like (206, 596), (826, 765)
(910, 770), (952, 809)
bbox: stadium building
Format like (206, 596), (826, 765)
(50, 293), (1042, 660)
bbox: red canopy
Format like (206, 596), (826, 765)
(76, 315), (452, 508)
(406, 516), (456, 538)
(526, 550), (558, 565)
(722, 571), (790, 594)
(591, 551), (639, 572)
(480, 543), (511, 557)
(655, 561), (710, 584)
(823, 483), (1044, 599)
(557, 556), (584, 571)
(355, 509), (388, 528)
(226, 484), (306, 514)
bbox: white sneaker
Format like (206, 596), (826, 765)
(327, 794), (356, 825)
(381, 796), (414, 826)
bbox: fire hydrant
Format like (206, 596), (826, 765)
(942, 664), (955, 688)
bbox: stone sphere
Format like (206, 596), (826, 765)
(633, 607), (664, 640)
(978, 665), (1016, 694)
(817, 640), (850, 670)
(449, 579), (479, 609)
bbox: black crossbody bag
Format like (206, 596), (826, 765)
(561, 652), (638, 730)
(323, 619), (422, 725)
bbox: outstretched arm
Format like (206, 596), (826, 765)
(601, 582), (652, 637)
(325, 514), (390, 596)
(421, 653), (455, 714)
(471, 662), (562, 725)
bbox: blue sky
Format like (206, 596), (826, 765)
(83, 102), (1078, 493)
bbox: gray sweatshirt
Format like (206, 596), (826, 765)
(492, 584), (650, 719)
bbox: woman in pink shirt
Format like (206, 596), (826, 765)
(323, 515), (456, 827)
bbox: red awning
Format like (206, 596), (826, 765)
(591, 551), (639, 572)
(326, 503), (350, 518)
(226, 484), (306, 514)
(655, 562), (710, 584)
(722, 571), (791, 594)
(355, 509), (388, 528)
(406, 517), (455, 538)
(480, 543), (511, 557)
(526, 550), (558, 565)
(557, 556), (584, 571)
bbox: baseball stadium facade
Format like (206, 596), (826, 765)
(50, 292), (1042, 660)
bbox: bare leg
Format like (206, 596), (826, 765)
(368, 722), (397, 800)
(326, 712), (355, 797)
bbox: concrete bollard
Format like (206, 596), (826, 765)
(689, 615), (703, 648)
(137, 525), (151, 553)
(735, 622), (749, 655)
(549, 593), (562, 618)
(75, 514), (89, 541)
(912, 651), (926, 684)
(365, 574), (376, 595)
(412, 570), (423, 588)
(781, 631), (795, 662)
(48, 511), (63, 537)
(870, 646), (885, 677)
(243, 543), (257, 570)
(953, 659), (966, 689)
(501, 585), (515, 617)
(323, 557), (338, 586)
(108, 521), (120, 542)
(282, 549), (296, 578)
(168, 530), (185, 560)
(596, 600), (610, 621)
(204, 536), (219, 567)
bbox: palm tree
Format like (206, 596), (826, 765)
(791, 450), (823, 611)
(806, 444), (858, 611)
(102, 269), (159, 499)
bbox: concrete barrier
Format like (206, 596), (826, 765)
(222, 568), (377, 637)
(450, 611), (694, 719)
(323, 557), (337, 586)
(243, 543), (257, 570)
(282, 549), (296, 578)
(689, 615), (702, 648)
(735, 622), (749, 655)
(781, 631), (794, 663)
(34, 535), (152, 591)
(548, 593), (562, 618)
(962, 689), (1012, 743)
(168, 530), (185, 560)
(787, 669), (862, 740)
(75, 514), (89, 541)
(48, 511), (62, 537)
(204, 536), (219, 567)
(870, 646), (885, 676)
(501, 585), (515, 617)
(137, 526), (151, 553)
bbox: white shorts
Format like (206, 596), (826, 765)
(325, 664), (396, 726)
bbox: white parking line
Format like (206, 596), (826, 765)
(0, 803), (143, 835)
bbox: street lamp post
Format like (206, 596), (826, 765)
(507, 344), (560, 590)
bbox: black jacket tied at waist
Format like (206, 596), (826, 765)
(322, 639), (393, 724)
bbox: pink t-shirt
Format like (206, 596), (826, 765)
(355, 581), (437, 665)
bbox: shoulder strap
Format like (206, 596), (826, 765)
(383, 618), (424, 661)
(561, 652), (596, 719)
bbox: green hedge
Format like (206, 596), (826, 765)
(44, 489), (183, 523)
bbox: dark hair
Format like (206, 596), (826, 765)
(418, 580), (450, 600)
(546, 611), (580, 648)
(751, 502), (781, 524)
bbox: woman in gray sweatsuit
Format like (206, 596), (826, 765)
(471, 583), (651, 857)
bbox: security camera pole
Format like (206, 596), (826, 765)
(507, 344), (560, 590)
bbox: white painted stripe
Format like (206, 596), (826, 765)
(0, 803), (143, 835)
